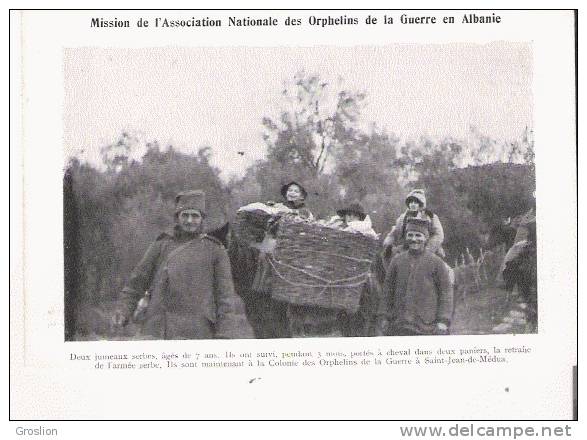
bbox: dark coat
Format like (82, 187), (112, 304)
(156, 236), (254, 339)
(118, 227), (198, 320)
(118, 227), (253, 339)
(379, 250), (453, 335)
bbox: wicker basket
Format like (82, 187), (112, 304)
(234, 209), (273, 243)
(269, 217), (379, 313)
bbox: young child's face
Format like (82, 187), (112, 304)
(285, 185), (303, 202)
(345, 213), (361, 223)
(408, 199), (421, 212)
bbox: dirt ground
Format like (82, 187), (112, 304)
(75, 281), (537, 340)
(451, 286), (537, 335)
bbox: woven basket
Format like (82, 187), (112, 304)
(234, 209), (273, 243)
(269, 217), (379, 313)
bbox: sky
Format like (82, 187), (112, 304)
(63, 43), (532, 179)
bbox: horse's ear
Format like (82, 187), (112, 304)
(208, 221), (231, 248)
(219, 222), (229, 234)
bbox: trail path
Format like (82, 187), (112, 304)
(451, 286), (535, 335)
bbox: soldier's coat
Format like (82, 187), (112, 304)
(157, 235), (253, 339)
(119, 228), (253, 339)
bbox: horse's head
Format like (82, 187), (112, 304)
(208, 221), (260, 294)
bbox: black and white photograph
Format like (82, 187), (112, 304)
(63, 43), (537, 341)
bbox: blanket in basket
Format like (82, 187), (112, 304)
(269, 218), (379, 313)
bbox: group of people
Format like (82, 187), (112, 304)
(112, 181), (455, 339)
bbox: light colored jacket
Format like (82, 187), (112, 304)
(385, 210), (445, 254)
(384, 189), (445, 255)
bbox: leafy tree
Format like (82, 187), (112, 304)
(467, 125), (535, 166)
(452, 163), (535, 224)
(394, 133), (535, 261)
(65, 137), (230, 317)
(261, 71), (366, 177)
(234, 72), (409, 228)
(334, 126), (405, 232)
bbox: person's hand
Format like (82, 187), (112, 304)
(374, 318), (389, 336)
(435, 322), (449, 335)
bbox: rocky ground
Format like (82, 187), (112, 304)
(451, 286), (537, 335)
(74, 284), (537, 340)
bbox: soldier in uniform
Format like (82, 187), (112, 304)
(112, 190), (253, 339)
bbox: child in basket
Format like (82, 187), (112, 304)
(235, 181), (314, 338)
(323, 202), (379, 239)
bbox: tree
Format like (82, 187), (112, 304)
(467, 125), (535, 166)
(227, 72), (375, 220)
(64, 164), (80, 340)
(334, 126), (405, 232)
(261, 71), (366, 177)
(231, 72), (413, 230)
(393, 131), (536, 261)
(452, 163), (535, 224)
(65, 136), (231, 338)
(393, 137), (477, 260)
